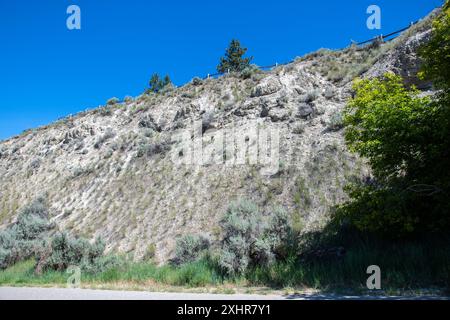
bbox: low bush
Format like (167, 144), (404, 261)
(298, 90), (319, 103)
(240, 64), (260, 79)
(0, 198), (120, 275)
(292, 123), (305, 134)
(171, 234), (210, 266)
(136, 138), (171, 158)
(0, 197), (54, 270)
(124, 96), (134, 103)
(35, 232), (118, 274)
(202, 111), (215, 133)
(218, 200), (292, 276)
(107, 97), (119, 105)
(191, 77), (203, 86)
(94, 129), (116, 149)
(324, 87), (335, 99)
(327, 111), (344, 131)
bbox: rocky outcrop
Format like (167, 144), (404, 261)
(365, 13), (439, 90)
(0, 11), (436, 263)
(251, 79), (282, 97)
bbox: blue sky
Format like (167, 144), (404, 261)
(0, 0), (442, 140)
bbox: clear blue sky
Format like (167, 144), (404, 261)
(0, 0), (442, 140)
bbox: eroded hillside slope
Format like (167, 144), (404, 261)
(0, 11), (437, 263)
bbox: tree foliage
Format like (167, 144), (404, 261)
(335, 5), (450, 237)
(344, 74), (434, 182)
(418, 2), (450, 91)
(217, 39), (253, 73)
(148, 73), (172, 93)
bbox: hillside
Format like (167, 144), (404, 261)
(0, 10), (438, 264)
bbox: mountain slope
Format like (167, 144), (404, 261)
(0, 10), (438, 263)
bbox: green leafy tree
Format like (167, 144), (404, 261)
(418, 1), (450, 91)
(337, 74), (439, 235)
(335, 4), (450, 236)
(217, 39), (253, 73)
(344, 74), (433, 182)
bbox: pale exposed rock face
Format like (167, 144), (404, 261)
(366, 29), (433, 89)
(251, 79), (282, 97)
(364, 8), (441, 89)
(0, 12), (436, 263)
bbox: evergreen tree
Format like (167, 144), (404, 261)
(148, 73), (172, 93)
(217, 39), (253, 73)
(163, 75), (171, 87)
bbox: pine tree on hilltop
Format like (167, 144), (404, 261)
(147, 73), (172, 93)
(149, 73), (161, 92)
(217, 39), (253, 73)
(162, 75), (171, 87)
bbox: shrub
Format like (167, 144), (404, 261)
(292, 123), (305, 134)
(124, 96), (134, 103)
(218, 200), (292, 275)
(298, 90), (319, 103)
(297, 103), (314, 118)
(0, 197), (54, 270)
(136, 138), (171, 158)
(0, 198), (119, 274)
(141, 128), (155, 138)
(0, 248), (12, 270)
(324, 87), (335, 99)
(97, 107), (112, 117)
(94, 129), (115, 149)
(327, 111), (344, 131)
(36, 232), (112, 274)
(107, 97), (119, 105)
(191, 77), (203, 86)
(143, 244), (156, 261)
(202, 111), (215, 133)
(29, 158), (40, 170)
(172, 234), (210, 266)
(159, 82), (175, 94)
(240, 65), (260, 79)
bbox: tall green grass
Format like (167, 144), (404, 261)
(1, 235), (449, 292)
(0, 256), (230, 288)
(85, 257), (227, 287)
(247, 236), (450, 290)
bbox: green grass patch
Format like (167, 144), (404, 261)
(246, 236), (450, 291)
(1, 235), (449, 293)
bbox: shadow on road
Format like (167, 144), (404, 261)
(283, 293), (450, 300)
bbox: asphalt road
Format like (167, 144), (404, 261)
(0, 287), (449, 300)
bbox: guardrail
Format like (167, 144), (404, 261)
(202, 19), (423, 80)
